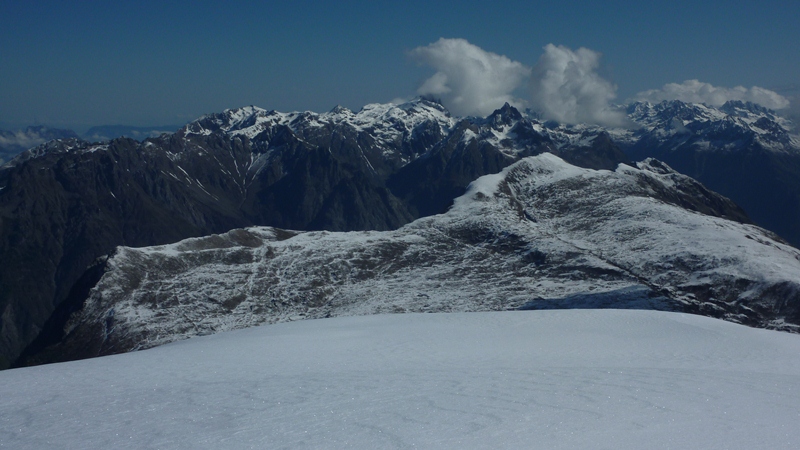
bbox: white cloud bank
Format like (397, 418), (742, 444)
(409, 39), (789, 126)
(409, 38), (531, 117)
(529, 44), (628, 127)
(410, 39), (627, 126)
(0, 130), (48, 150)
(634, 80), (790, 110)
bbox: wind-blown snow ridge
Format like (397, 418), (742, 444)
(41, 153), (800, 362)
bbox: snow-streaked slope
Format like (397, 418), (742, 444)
(3, 310), (800, 449)
(34, 153), (800, 364)
(186, 98), (457, 141)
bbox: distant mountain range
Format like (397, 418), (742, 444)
(2, 98), (799, 368)
(0, 124), (184, 165)
(0, 126), (78, 165)
(81, 124), (186, 142)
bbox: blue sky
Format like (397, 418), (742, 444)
(1, 0), (798, 131)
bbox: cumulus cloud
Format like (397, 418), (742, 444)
(634, 80), (790, 110)
(529, 44), (628, 127)
(409, 38), (531, 117)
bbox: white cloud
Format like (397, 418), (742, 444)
(634, 80), (790, 110)
(529, 44), (628, 127)
(409, 38), (531, 117)
(408, 40), (789, 126)
(0, 129), (48, 150)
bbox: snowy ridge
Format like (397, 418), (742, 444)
(46, 154), (800, 361)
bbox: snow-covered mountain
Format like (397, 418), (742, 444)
(5, 311), (800, 449)
(2, 97), (799, 368)
(21, 153), (800, 364)
(623, 100), (799, 153)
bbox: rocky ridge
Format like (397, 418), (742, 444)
(19, 154), (800, 365)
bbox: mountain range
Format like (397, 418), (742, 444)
(0, 124), (183, 166)
(2, 98), (799, 367)
(81, 124), (187, 143)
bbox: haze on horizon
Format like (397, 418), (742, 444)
(1, 0), (798, 132)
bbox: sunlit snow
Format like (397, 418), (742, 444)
(2, 310), (800, 449)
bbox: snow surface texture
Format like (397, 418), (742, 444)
(3, 310), (800, 449)
(50, 153), (800, 360)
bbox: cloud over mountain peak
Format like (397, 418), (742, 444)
(634, 79), (790, 110)
(409, 38), (531, 117)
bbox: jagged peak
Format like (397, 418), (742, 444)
(329, 105), (352, 115)
(486, 102), (523, 126)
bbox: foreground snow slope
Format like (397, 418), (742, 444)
(3, 310), (800, 449)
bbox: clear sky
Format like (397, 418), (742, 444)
(1, 0), (798, 131)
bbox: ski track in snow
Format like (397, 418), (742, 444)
(2, 310), (800, 449)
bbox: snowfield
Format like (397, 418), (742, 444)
(3, 310), (800, 449)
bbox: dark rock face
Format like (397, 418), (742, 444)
(0, 138), (249, 368)
(554, 132), (629, 171)
(388, 121), (519, 217)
